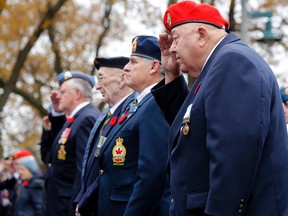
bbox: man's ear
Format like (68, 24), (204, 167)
(150, 60), (160, 75)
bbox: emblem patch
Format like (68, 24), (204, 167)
(112, 137), (126, 166)
(64, 71), (72, 80)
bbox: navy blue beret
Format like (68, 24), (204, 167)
(131, 35), (161, 62)
(57, 70), (95, 87)
(280, 87), (288, 104)
(94, 56), (130, 70)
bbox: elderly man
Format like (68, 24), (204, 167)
(151, 1), (288, 216)
(96, 36), (170, 216)
(45, 71), (101, 216)
(74, 56), (133, 216)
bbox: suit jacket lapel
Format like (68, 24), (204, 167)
(98, 93), (152, 158)
(81, 109), (109, 185)
(169, 33), (241, 148)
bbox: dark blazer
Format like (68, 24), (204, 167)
(75, 94), (135, 216)
(45, 103), (100, 216)
(97, 92), (170, 216)
(152, 32), (288, 216)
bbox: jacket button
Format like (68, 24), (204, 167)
(100, 170), (104, 176)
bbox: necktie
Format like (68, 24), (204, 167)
(94, 111), (112, 157)
(100, 110), (112, 137)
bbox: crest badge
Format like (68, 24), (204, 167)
(112, 137), (126, 166)
(132, 37), (138, 53)
(64, 71), (72, 80)
(167, 13), (172, 26)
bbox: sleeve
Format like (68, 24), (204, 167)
(77, 177), (100, 216)
(39, 128), (53, 164)
(151, 75), (189, 125)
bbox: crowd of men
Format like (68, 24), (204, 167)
(1, 1), (288, 216)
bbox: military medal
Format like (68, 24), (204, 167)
(182, 118), (190, 135)
(58, 128), (71, 160)
(58, 128), (71, 144)
(58, 145), (67, 160)
(181, 104), (192, 136)
(112, 137), (126, 166)
(94, 135), (107, 157)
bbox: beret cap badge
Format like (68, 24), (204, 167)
(64, 71), (72, 80)
(132, 37), (138, 53)
(167, 13), (172, 26)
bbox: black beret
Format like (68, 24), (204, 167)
(94, 56), (130, 70)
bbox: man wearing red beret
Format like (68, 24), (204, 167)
(152, 1), (288, 216)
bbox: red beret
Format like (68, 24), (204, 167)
(163, 1), (230, 33)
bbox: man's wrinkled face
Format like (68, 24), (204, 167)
(95, 67), (123, 106)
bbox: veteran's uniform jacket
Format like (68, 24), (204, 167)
(74, 94), (135, 216)
(152, 32), (288, 216)
(97, 92), (170, 216)
(46, 103), (100, 216)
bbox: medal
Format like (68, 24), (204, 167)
(183, 123), (190, 135)
(94, 135), (107, 157)
(181, 104), (192, 136)
(58, 145), (67, 160)
(182, 117), (190, 136)
(58, 128), (71, 144)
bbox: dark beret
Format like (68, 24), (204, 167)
(131, 35), (161, 62)
(57, 70), (95, 87)
(94, 56), (130, 70)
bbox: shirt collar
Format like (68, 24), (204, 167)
(136, 83), (157, 103)
(69, 101), (90, 117)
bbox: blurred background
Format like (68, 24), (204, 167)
(0, 0), (287, 161)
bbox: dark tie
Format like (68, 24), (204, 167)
(100, 110), (112, 137)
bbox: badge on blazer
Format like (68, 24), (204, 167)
(58, 145), (67, 160)
(112, 137), (126, 166)
(58, 128), (71, 144)
(57, 128), (71, 160)
(181, 104), (192, 136)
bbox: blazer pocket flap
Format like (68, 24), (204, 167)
(111, 187), (133, 201)
(187, 191), (208, 209)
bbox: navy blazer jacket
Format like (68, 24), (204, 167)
(75, 94), (135, 216)
(46, 103), (100, 215)
(97, 92), (170, 216)
(152, 33), (288, 216)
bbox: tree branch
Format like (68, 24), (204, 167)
(0, 0), (67, 113)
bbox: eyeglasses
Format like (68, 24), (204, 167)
(96, 73), (109, 81)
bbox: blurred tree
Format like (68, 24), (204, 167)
(0, 0), (163, 157)
(0, 0), (287, 158)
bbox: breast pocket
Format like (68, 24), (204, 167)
(186, 191), (208, 209)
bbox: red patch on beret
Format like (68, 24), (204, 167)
(163, 1), (230, 33)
